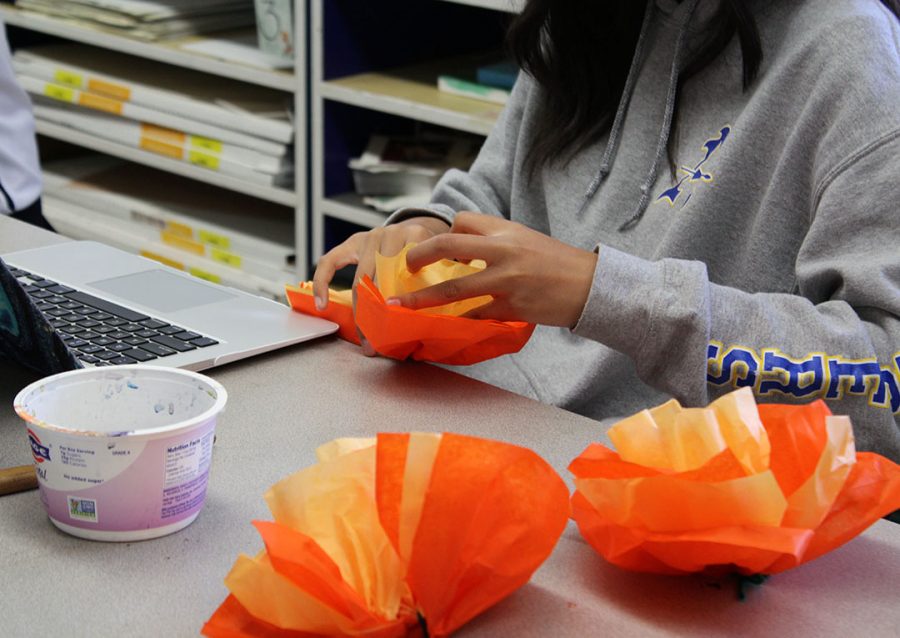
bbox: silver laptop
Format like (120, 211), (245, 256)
(1, 240), (337, 372)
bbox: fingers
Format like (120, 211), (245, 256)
(451, 211), (510, 235)
(390, 270), (496, 310)
(312, 235), (364, 310)
(405, 233), (499, 272)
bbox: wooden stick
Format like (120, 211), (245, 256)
(0, 465), (38, 496)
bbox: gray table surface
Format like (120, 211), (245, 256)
(1, 216), (898, 637)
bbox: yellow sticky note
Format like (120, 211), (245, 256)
(211, 248), (241, 269)
(53, 68), (83, 87)
(190, 136), (223, 153)
(199, 229), (231, 249)
(189, 267), (221, 284)
(188, 151), (220, 170)
(44, 83), (75, 102)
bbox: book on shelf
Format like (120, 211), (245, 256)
(437, 75), (510, 105)
(13, 43), (293, 143)
(15, 0), (255, 41)
(349, 134), (479, 198)
(476, 60), (518, 91)
(42, 155), (296, 274)
(33, 102), (293, 187)
(18, 73), (287, 157)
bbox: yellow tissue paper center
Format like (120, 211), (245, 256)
(375, 244), (492, 316)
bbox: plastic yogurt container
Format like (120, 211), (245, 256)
(14, 365), (227, 542)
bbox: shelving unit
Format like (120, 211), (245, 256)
(310, 0), (521, 264)
(2, 2), (310, 289)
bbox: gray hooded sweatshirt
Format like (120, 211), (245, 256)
(386, 0), (900, 461)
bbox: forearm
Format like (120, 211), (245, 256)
(573, 246), (900, 459)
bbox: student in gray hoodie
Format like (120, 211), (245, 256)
(314, 0), (900, 463)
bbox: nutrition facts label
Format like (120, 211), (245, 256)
(161, 431), (214, 520)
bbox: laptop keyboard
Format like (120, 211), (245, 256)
(11, 266), (219, 367)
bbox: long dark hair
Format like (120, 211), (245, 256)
(508, 0), (900, 174)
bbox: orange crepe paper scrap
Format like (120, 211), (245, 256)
(569, 387), (900, 576)
(202, 433), (569, 638)
(285, 245), (535, 365)
(285, 283), (359, 345)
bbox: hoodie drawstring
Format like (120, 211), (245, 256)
(577, 0), (703, 231)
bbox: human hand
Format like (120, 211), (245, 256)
(389, 212), (598, 328)
(312, 215), (450, 354)
(312, 215), (451, 309)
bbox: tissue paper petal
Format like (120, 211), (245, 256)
(264, 445), (409, 620)
(404, 434), (569, 636)
(570, 389), (900, 576)
(285, 283), (359, 345)
(355, 276), (534, 365)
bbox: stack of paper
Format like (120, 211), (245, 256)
(14, 43), (293, 187)
(16, 0), (255, 41)
(41, 155), (296, 300)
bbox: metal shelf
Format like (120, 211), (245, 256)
(36, 120), (299, 208)
(321, 63), (502, 136)
(1, 5), (296, 92)
(321, 193), (389, 227)
(438, 0), (523, 12)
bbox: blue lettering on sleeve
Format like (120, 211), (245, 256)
(760, 351), (825, 398)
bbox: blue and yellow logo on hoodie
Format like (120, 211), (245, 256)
(657, 126), (730, 207)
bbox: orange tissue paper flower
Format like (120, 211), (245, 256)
(202, 432), (569, 637)
(569, 387), (900, 576)
(285, 245), (535, 365)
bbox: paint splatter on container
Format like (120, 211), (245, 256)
(14, 365), (227, 541)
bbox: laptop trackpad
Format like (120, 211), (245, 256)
(89, 269), (237, 313)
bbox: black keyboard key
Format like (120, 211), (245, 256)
(140, 319), (169, 329)
(67, 339), (88, 349)
(91, 337), (116, 347)
(63, 291), (148, 322)
(59, 314), (81, 323)
(59, 302), (83, 310)
(107, 331), (131, 340)
(60, 325), (86, 335)
(173, 331), (201, 341)
(135, 329), (158, 338)
(120, 323), (143, 332)
(150, 335), (196, 352)
(190, 337), (219, 348)
(108, 343), (132, 352)
(96, 351), (121, 361)
(120, 348), (156, 362)
(105, 318), (127, 327)
(36, 302), (55, 311)
(92, 312), (113, 321)
(79, 355), (100, 364)
(78, 345), (105, 355)
(75, 318), (101, 327)
(47, 309), (70, 317)
(45, 296), (66, 304)
(47, 285), (74, 294)
(33, 280), (57, 288)
(109, 356), (138, 365)
(9, 268), (26, 277)
(22, 285), (39, 293)
(79, 331), (101, 341)
(139, 342), (177, 357)
(61, 334), (78, 342)
(123, 337), (148, 346)
(29, 290), (53, 299)
(75, 307), (100, 315)
(50, 320), (68, 329)
(93, 326), (118, 335)
(158, 325), (184, 335)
